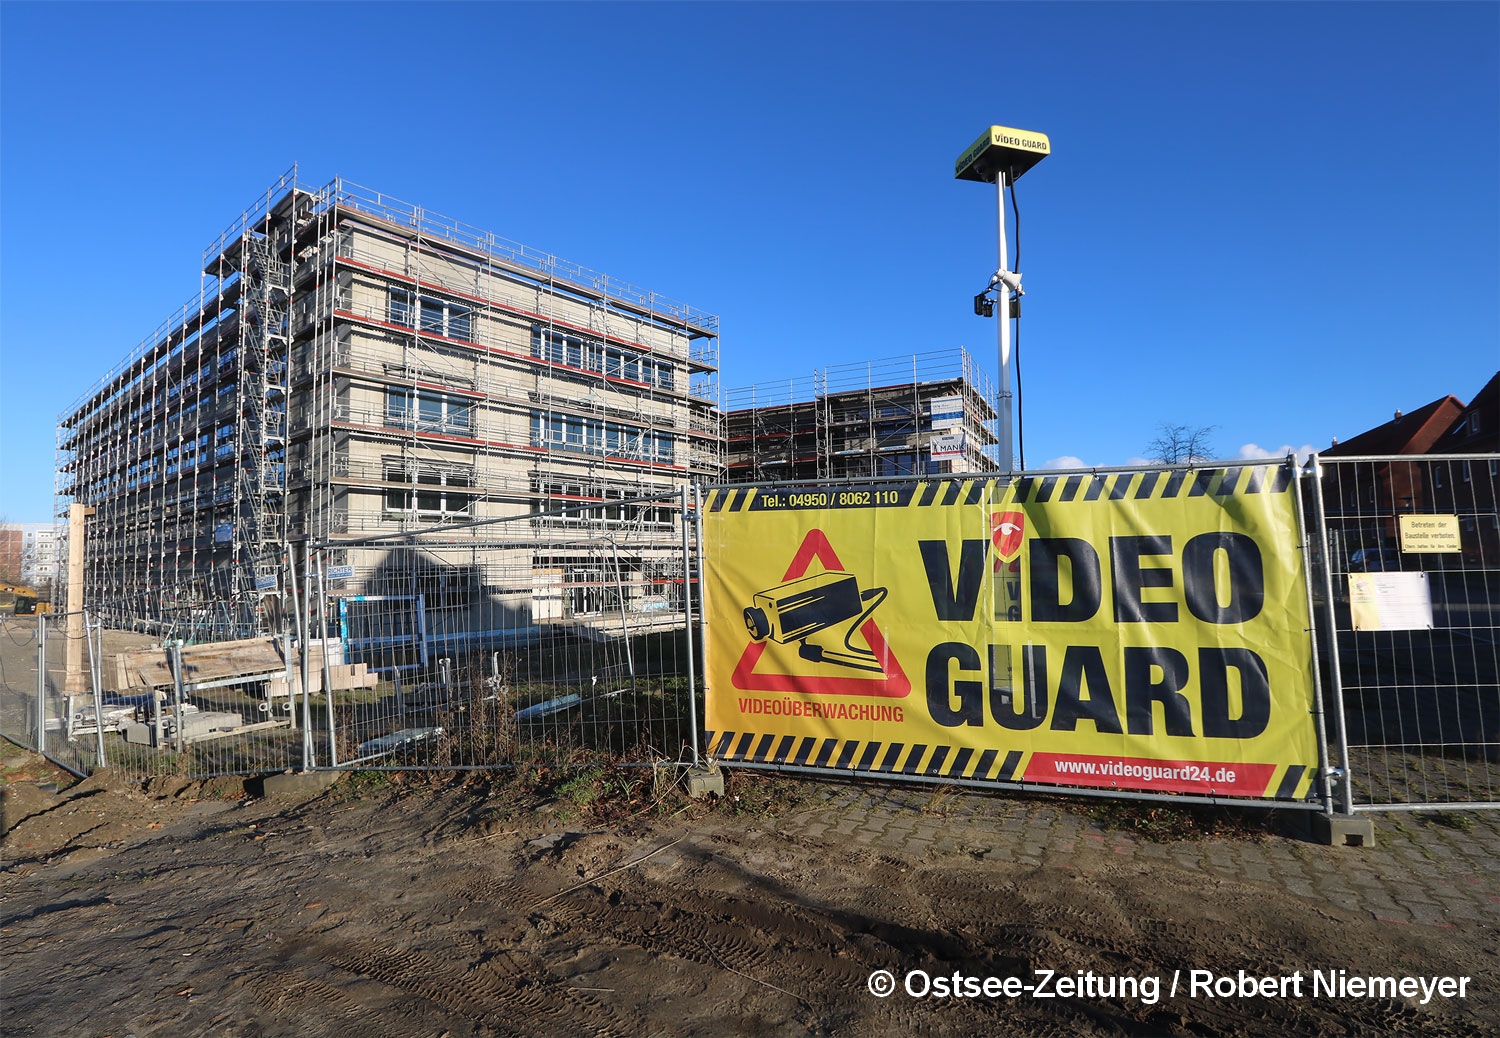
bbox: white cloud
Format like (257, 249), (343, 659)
(1122, 456), (1153, 468)
(1238, 442), (1319, 464)
(1040, 455), (1088, 470)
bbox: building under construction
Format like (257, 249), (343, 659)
(56, 169), (721, 637)
(723, 349), (999, 483)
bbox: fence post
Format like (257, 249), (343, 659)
(170, 641), (187, 753)
(35, 613), (47, 752)
(693, 484), (709, 763)
(1309, 454), (1355, 814)
(681, 485), (700, 767)
(289, 548), (313, 770)
(607, 537), (635, 686)
(84, 612), (107, 767)
(1292, 459), (1336, 816)
(316, 550), (338, 768)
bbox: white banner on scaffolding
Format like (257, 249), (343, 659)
(929, 430), (967, 461)
(929, 395), (965, 430)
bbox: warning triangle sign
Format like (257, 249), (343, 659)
(730, 529), (911, 698)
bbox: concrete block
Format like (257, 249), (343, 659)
(1312, 812), (1376, 848)
(684, 765), (724, 799)
(262, 770), (344, 796)
(179, 710), (245, 739)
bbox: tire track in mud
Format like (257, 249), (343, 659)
(525, 856), (1044, 1029)
(246, 969), (369, 1021)
(443, 926), (646, 1035)
(277, 932), (635, 1037)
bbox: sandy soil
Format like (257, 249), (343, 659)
(3, 746), (1497, 1037)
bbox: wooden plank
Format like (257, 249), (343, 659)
(118, 637), (287, 689)
(110, 637), (366, 693)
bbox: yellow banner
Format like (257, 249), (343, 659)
(702, 466), (1320, 800)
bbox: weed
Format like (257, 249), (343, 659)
(345, 770), (391, 795)
(719, 769), (817, 819)
(557, 767), (606, 807)
(921, 785), (957, 816)
(1085, 801), (1274, 842)
(615, 773), (642, 802)
(1428, 811), (1475, 832)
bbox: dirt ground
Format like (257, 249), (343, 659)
(3, 743), (1498, 1037)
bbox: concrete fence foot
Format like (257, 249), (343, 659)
(684, 765), (724, 799)
(1312, 812), (1375, 847)
(260, 770), (343, 797)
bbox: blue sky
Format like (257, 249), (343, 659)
(2, 1), (1496, 522)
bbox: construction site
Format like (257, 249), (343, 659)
(722, 349), (999, 482)
(54, 169), (724, 643)
(36, 170), (1011, 778)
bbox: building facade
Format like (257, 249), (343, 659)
(57, 171), (721, 636)
(21, 527), (58, 590)
(723, 350), (999, 483)
(0, 524), (57, 598)
(0, 527), (22, 586)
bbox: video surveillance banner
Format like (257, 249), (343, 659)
(701, 464), (1320, 802)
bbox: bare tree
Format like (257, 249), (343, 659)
(1146, 423), (1217, 465)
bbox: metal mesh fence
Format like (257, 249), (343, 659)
(1308, 454), (1500, 810)
(10, 458), (1497, 818)
(312, 496), (699, 772)
(0, 611), (112, 778)
(1, 493), (701, 783)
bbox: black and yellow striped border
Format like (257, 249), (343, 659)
(704, 730), (1317, 802)
(704, 463), (1294, 513)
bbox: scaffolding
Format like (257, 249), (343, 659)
(56, 168), (722, 638)
(722, 348), (998, 483)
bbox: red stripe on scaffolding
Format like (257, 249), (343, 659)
(335, 254), (676, 360)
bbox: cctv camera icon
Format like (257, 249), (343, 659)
(743, 571), (889, 672)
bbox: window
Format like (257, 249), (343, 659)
(531, 480), (674, 529)
(1489, 459), (1498, 478)
(529, 411), (675, 464)
(389, 288), (473, 342)
(531, 328), (677, 389)
(568, 567), (606, 617)
(386, 389), (474, 436)
(384, 463), (474, 517)
(878, 452), (932, 477)
(1471, 410), (1482, 436)
(390, 288), (412, 327)
(1435, 466), (1445, 489)
(419, 297), (444, 335)
(1463, 460), (1472, 483)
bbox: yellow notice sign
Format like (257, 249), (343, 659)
(702, 466), (1320, 802)
(1398, 514), (1461, 553)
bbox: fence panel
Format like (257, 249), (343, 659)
(320, 492), (698, 771)
(0, 612), (109, 778)
(0, 614), (46, 760)
(1309, 454), (1500, 810)
(700, 465), (1330, 812)
(23, 493), (701, 783)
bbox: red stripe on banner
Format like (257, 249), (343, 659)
(1025, 753), (1278, 797)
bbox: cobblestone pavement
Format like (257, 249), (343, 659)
(756, 780), (1500, 931)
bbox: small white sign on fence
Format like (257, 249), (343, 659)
(1349, 572), (1434, 632)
